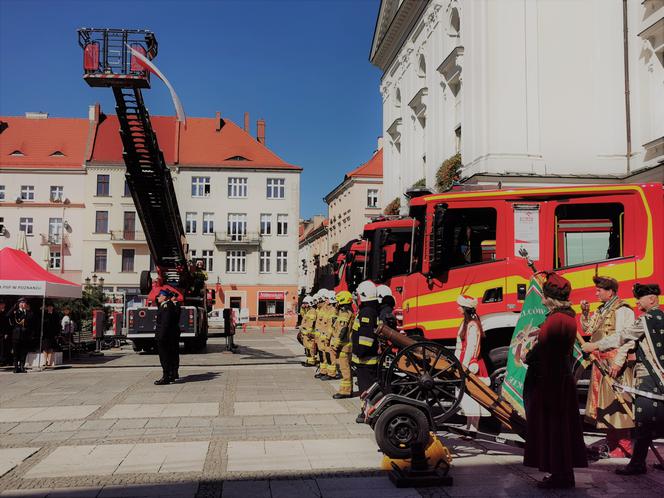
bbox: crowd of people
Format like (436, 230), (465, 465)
(298, 274), (663, 489)
(0, 298), (76, 373)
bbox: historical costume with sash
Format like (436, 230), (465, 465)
(581, 276), (636, 456)
(587, 283), (664, 475)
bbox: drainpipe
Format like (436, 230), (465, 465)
(622, 0), (632, 174)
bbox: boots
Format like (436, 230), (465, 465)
(607, 429), (632, 458)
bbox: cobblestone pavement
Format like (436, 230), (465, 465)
(0, 328), (663, 497)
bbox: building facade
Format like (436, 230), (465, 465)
(371, 0), (664, 207)
(1, 106), (302, 324)
(325, 148), (384, 255)
(298, 216), (329, 295)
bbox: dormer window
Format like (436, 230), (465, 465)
(225, 156), (250, 161)
(10, 150), (24, 157)
(50, 151), (65, 157)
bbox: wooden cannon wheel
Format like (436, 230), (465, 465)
(385, 341), (465, 425)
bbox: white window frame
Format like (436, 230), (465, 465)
(49, 251), (61, 270)
(19, 217), (33, 235)
(20, 185), (35, 201)
(94, 248), (107, 273)
(259, 250), (271, 273)
(96, 175), (110, 196)
(260, 213), (272, 236)
(185, 212), (197, 234)
(276, 214), (288, 236)
(121, 249), (135, 272)
(266, 178), (285, 199)
(202, 249), (214, 271)
(48, 218), (63, 244)
(276, 250), (288, 273)
(202, 212), (214, 234)
(191, 176), (211, 197)
(0, 185), (5, 201)
(50, 186), (64, 202)
(95, 210), (109, 234)
(227, 213), (247, 241)
(228, 177), (248, 198)
(367, 189), (379, 208)
(226, 250), (246, 273)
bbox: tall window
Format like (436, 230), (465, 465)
(202, 213), (214, 234)
(49, 251), (61, 270)
(185, 212), (197, 234)
(276, 251), (288, 273)
(191, 176), (211, 197)
(94, 248), (107, 272)
(277, 214), (288, 235)
(19, 217), (33, 235)
(228, 177), (248, 198)
(20, 185), (35, 201)
(123, 179), (131, 197)
(50, 186), (63, 202)
(121, 249), (135, 272)
(259, 251), (271, 273)
(367, 189), (379, 208)
(95, 211), (109, 233)
(96, 175), (110, 196)
(0, 185), (5, 201)
(226, 250), (246, 273)
(123, 212), (136, 240)
(202, 249), (214, 271)
(227, 213), (247, 241)
(260, 214), (272, 236)
(266, 178), (285, 199)
(48, 218), (62, 243)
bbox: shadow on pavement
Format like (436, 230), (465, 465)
(178, 371), (221, 383)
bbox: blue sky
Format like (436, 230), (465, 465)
(0, 0), (383, 218)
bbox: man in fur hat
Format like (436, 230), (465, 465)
(583, 283), (664, 475)
(580, 275), (635, 457)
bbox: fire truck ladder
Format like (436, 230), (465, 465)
(112, 86), (187, 279)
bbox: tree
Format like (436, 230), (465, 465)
(57, 283), (110, 333)
(384, 197), (401, 215)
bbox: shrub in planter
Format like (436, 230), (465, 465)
(435, 153), (462, 192)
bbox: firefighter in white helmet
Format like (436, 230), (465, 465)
(300, 295), (318, 367)
(352, 280), (380, 423)
(322, 290), (341, 380)
(376, 285), (397, 330)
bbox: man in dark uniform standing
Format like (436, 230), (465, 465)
(0, 299), (10, 366)
(352, 280), (380, 423)
(155, 290), (178, 385)
(169, 292), (182, 381)
(9, 298), (33, 373)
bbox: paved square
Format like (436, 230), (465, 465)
(226, 438), (381, 472)
(233, 400), (346, 416)
(0, 448), (39, 478)
(0, 406), (99, 423)
(24, 442), (209, 478)
(102, 403), (218, 419)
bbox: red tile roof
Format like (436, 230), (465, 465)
(346, 148), (382, 178)
(90, 114), (300, 170)
(0, 117), (89, 170)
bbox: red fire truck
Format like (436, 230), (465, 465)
(398, 183), (663, 376)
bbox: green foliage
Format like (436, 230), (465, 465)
(57, 285), (110, 332)
(412, 178), (426, 188)
(383, 197), (401, 215)
(435, 153), (462, 192)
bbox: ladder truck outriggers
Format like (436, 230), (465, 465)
(78, 28), (209, 352)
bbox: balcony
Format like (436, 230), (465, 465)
(110, 230), (146, 243)
(214, 231), (262, 248)
(40, 234), (69, 247)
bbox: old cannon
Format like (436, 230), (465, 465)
(364, 324), (526, 459)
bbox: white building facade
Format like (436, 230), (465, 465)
(371, 0), (664, 206)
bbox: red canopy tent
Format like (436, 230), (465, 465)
(0, 247), (81, 369)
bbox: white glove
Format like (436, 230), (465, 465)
(468, 362), (479, 374)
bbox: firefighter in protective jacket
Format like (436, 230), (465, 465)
(352, 281), (380, 396)
(300, 296), (318, 367)
(331, 291), (355, 398)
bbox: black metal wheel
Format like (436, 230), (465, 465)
(385, 341), (465, 425)
(374, 404), (430, 459)
(377, 348), (396, 386)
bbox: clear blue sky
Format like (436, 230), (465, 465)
(0, 0), (383, 219)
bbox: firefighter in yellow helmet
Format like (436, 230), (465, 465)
(322, 290), (340, 380)
(300, 295), (318, 367)
(330, 290), (355, 398)
(314, 290), (332, 379)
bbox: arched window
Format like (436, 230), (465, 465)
(418, 54), (426, 78)
(395, 88), (401, 108)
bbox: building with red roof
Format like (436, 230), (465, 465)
(1, 106), (302, 324)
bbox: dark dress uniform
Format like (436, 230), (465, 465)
(170, 299), (182, 380)
(155, 298), (179, 383)
(42, 310), (61, 351)
(351, 300), (380, 394)
(10, 305), (34, 372)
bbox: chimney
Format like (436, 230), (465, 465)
(377, 136), (383, 151)
(257, 119), (266, 145)
(244, 112), (250, 132)
(25, 112), (48, 119)
(89, 103), (100, 123)
(215, 112), (222, 132)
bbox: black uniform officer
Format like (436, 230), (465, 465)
(169, 293), (182, 381)
(0, 299), (10, 366)
(155, 290), (178, 384)
(9, 298), (33, 373)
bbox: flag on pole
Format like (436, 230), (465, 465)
(502, 277), (548, 418)
(126, 44), (186, 126)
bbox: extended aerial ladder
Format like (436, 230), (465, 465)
(78, 28), (208, 351)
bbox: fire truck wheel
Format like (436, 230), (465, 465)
(139, 270), (152, 295)
(131, 340), (145, 353)
(374, 404), (430, 460)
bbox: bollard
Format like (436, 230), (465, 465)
(262, 323), (266, 334)
(243, 323), (247, 333)
(281, 322), (285, 335)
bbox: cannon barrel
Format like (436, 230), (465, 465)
(376, 324), (527, 438)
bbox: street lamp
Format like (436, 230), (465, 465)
(60, 198), (70, 274)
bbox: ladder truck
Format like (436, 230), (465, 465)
(78, 28), (209, 352)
